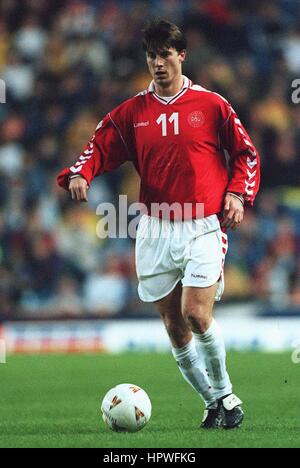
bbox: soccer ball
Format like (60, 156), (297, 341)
(101, 383), (152, 432)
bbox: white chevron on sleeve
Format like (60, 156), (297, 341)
(248, 148), (257, 157)
(70, 165), (83, 173)
(247, 156), (257, 168)
(79, 155), (92, 161)
(245, 180), (256, 188)
(247, 169), (257, 179)
(75, 160), (87, 167)
(96, 120), (103, 130)
(245, 187), (254, 195)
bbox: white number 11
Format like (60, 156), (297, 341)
(156, 112), (179, 136)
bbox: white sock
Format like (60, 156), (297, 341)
(194, 319), (232, 400)
(171, 337), (216, 408)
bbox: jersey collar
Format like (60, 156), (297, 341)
(148, 75), (192, 105)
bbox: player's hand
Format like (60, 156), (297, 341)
(69, 176), (89, 202)
(221, 193), (244, 229)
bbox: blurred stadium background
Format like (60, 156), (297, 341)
(0, 0), (300, 354)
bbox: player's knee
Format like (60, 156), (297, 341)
(182, 303), (211, 333)
(182, 306), (199, 329)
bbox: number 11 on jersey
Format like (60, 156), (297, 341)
(156, 112), (179, 136)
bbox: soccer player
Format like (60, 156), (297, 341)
(57, 19), (260, 429)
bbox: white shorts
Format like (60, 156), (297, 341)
(135, 214), (228, 303)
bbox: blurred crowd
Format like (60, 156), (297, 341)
(0, 0), (300, 319)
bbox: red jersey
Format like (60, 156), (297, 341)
(57, 76), (260, 218)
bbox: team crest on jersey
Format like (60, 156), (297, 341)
(188, 111), (204, 128)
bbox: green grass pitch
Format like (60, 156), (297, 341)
(0, 351), (299, 448)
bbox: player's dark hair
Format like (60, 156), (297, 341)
(142, 19), (187, 55)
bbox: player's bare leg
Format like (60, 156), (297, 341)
(155, 282), (191, 348)
(182, 284), (244, 429)
(182, 283), (217, 333)
(155, 282), (216, 411)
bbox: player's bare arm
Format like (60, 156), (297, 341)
(69, 175), (89, 202)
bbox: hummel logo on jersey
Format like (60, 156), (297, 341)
(134, 121), (149, 128)
(191, 273), (207, 279)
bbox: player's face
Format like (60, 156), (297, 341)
(146, 47), (186, 87)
